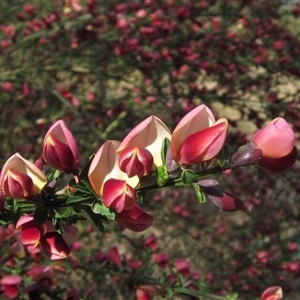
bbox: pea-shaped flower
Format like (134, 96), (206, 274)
(117, 116), (171, 177)
(261, 286), (282, 300)
(42, 120), (80, 173)
(232, 117), (297, 173)
(171, 105), (228, 165)
(0, 153), (47, 199)
(249, 117), (297, 173)
(88, 140), (139, 213)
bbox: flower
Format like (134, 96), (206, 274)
(117, 116), (171, 172)
(42, 120), (80, 173)
(116, 204), (154, 232)
(88, 140), (140, 213)
(171, 105), (228, 165)
(0, 275), (22, 299)
(232, 117), (297, 173)
(16, 215), (78, 260)
(0, 153), (47, 199)
(261, 286), (283, 300)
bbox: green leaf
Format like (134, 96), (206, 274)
(34, 207), (48, 225)
(91, 202), (115, 220)
(192, 183), (207, 203)
(0, 211), (20, 226)
(156, 165), (169, 187)
(181, 169), (196, 185)
(66, 195), (94, 205)
(217, 144), (230, 167)
(53, 207), (73, 219)
(161, 138), (171, 165)
(83, 206), (105, 232)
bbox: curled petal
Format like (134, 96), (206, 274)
(117, 116), (171, 168)
(119, 146), (153, 177)
(43, 120), (80, 173)
(116, 204), (154, 232)
(177, 119), (228, 164)
(261, 286), (283, 300)
(103, 179), (136, 213)
(88, 140), (139, 195)
(251, 117), (295, 159)
(171, 105), (215, 160)
(258, 146), (297, 174)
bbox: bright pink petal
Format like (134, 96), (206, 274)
(108, 246), (121, 267)
(16, 215), (34, 229)
(103, 179), (136, 213)
(261, 286), (283, 300)
(177, 119), (228, 164)
(258, 146), (297, 174)
(0, 275), (22, 285)
(208, 192), (244, 212)
(171, 105), (215, 159)
(251, 117), (295, 159)
(21, 226), (41, 245)
(116, 204), (154, 232)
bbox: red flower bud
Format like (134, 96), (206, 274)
(43, 120), (80, 173)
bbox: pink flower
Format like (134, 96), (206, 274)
(0, 153), (47, 199)
(0, 275), (22, 299)
(233, 117), (297, 173)
(102, 178), (137, 213)
(42, 120), (80, 173)
(16, 215), (78, 260)
(116, 204), (154, 232)
(261, 286), (283, 300)
(88, 140), (139, 212)
(108, 247), (121, 267)
(171, 105), (228, 165)
(117, 116), (171, 173)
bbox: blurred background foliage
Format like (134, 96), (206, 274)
(1, 0), (300, 299)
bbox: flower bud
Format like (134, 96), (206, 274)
(0, 153), (47, 199)
(42, 120), (80, 173)
(171, 105), (228, 165)
(119, 146), (153, 177)
(261, 286), (283, 300)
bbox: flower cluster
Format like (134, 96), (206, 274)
(0, 105), (296, 263)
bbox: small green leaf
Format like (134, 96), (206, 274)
(34, 207), (48, 225)
(66, 195), (94, 205)
(0, 211), (20, 226)
(83, 206), (105, 232)
(161, 138), (171, 165)
(92, 202), (115, 220)
(53, 207), (73, 219)
(156, 165), (169, 187)
(181, 169), (196, 185)
(192, 183), (207, 203)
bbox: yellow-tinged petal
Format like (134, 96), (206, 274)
(88, 140), (139, 195)
(117, 116), (171, 168)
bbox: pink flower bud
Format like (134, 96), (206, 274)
(108, 246), (121, 267)
(119, 146), (153, 177)
(261, 286), (283, 300)
(116, 204), (154, 232)
(102, 179), (137, 213)
(0, 275), (22, 299)
(249, 117), (297, 173)
(43, 120), (80, 173)
(0, 153), (47, 199)
(171, 105), (228, 165)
